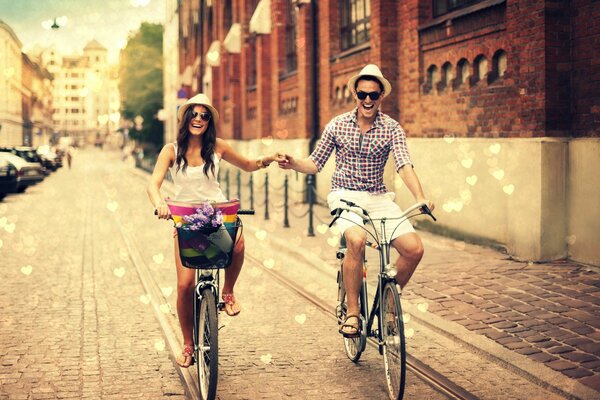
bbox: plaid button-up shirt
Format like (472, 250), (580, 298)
(309, 109), (412, 194)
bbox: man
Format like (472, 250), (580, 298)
(278, 64), (434, 337)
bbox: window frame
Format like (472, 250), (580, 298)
(339, 0), (371, 51)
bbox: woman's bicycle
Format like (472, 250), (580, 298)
(329, 199), (436, 400)
(158, 199), (254, 400)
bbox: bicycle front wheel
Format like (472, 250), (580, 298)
(337, 269), (364, 362)
(381, 282), (406, 400)
(196, 287), (219, 400)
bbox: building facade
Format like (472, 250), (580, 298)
(175, 0), (600, 265)
(22, 53), (54, 147)
(41, 40), (120, 147)
(0, 20), (24, 146)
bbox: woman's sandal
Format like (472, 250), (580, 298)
(222, 293), (241, 316)
(339, 314), (361, 338)
(176, 344), (195, 368)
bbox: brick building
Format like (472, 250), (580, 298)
(168, 0), (599, 265)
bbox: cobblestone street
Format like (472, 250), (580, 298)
(0, 149), (598, 399)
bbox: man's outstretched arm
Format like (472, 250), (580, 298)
(277, 154), (319, 174)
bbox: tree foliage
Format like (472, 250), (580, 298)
(119, 22), (164, 151)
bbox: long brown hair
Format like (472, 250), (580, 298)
(175, 106), (217, 177)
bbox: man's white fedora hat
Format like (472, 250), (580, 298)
(347, 64), (392, 98)
(177, 93), (220, 124)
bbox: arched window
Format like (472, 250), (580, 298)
(473, 54), (488, 84)
(455, 58), (470, 89)
(440, 62), (453, 91)
(424, 64), (438, 94)
(489, 49), (507, 83)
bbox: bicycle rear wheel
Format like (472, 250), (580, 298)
(337, 268), (365, 362)
(381, 282), (406, 400)
(195, 287), (219, 400)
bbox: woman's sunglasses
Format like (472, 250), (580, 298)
(356, 91), (382, 101)
(191, 111), (211, 121)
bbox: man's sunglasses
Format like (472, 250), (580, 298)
(191, 111), (211, 121)
(356, 91), (382, 101)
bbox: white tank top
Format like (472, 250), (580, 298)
(168, 143), (227, 202)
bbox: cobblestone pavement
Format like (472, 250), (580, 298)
(3, 149), (597, 400)
(0, 151), (187, 399)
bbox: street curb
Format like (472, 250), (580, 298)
(248, 223), (598, 400)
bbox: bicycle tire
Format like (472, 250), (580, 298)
(337, 267), (365, 362)
(381, 282), (406, 400)
(196, 287), (219, 400)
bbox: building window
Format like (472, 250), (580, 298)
(340, 0), (371, 51)
(455, 58), (470, 88)
(433, 0), (483, 17)
(439, 62), (453, 91)
(473, 54), (488, 84)
(284, 0), (297, 73)
(424, 64), (439, 94)
(247, 38), (257, 88)
(489, 49), (507, 83)
(223, 0), (233, 30)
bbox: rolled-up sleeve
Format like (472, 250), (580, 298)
(309, 123), (336, 172)
(392, 125), (413, 171)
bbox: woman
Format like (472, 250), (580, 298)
(147, 93), (280, 367)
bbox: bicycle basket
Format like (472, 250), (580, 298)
(167, 199), (241, 269)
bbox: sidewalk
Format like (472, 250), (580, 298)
(227, 169), (600, 399)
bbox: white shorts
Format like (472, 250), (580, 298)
(327, 190), (415, 242)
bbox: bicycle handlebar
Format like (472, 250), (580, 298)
(329, 200), (437, 228)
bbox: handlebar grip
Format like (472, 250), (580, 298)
(419, 205), (437, 221)
(238, 209), (255, 215)
(154, 209), (157, 215)
(328, 216), (338, 228)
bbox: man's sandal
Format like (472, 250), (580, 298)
(176, 344), (194, 368)
(222, 293), (241, 316)
(339, 314), (361, 338)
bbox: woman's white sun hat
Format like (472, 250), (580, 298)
(347, 64), (392, 98)
(177, 93), (220, 124)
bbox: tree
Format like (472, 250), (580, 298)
(119, 22), (164, 152)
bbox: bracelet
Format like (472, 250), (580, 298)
(256, 157), (266, 169)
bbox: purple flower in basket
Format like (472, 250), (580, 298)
(181, 203), (223, 231)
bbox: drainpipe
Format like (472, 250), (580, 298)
(308, 0), (319, 205)
(309, 0), (319, 155)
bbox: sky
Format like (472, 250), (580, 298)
(0, 0), (165, 63)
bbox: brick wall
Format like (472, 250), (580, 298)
(177, 0), (598, 144)
(571, 0), (600, 137)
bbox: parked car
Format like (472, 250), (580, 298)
(0, 153), (44, 192)
(36, 145), (62, 170)
(0, 158), (18, 200)
(0, 146), (49, 175)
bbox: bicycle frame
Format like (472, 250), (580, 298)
(333, 200), (436, 347)
(342, 218), (401, 353)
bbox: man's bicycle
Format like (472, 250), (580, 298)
(329, 199), (436, 400)
(159, 199), (254, 400)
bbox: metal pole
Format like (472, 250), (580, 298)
(264, 173), (270, 220)
(249, 175), (254, 210)
(225, 170), (230, 200)
(236, 170), (241, 204)
(283, 175), (290, 228)
(307, 174), (315, 236)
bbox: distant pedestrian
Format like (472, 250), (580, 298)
(147, 93), (281, 368)
(66, 146), (74, 169)
(278, 64), (435, 337)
